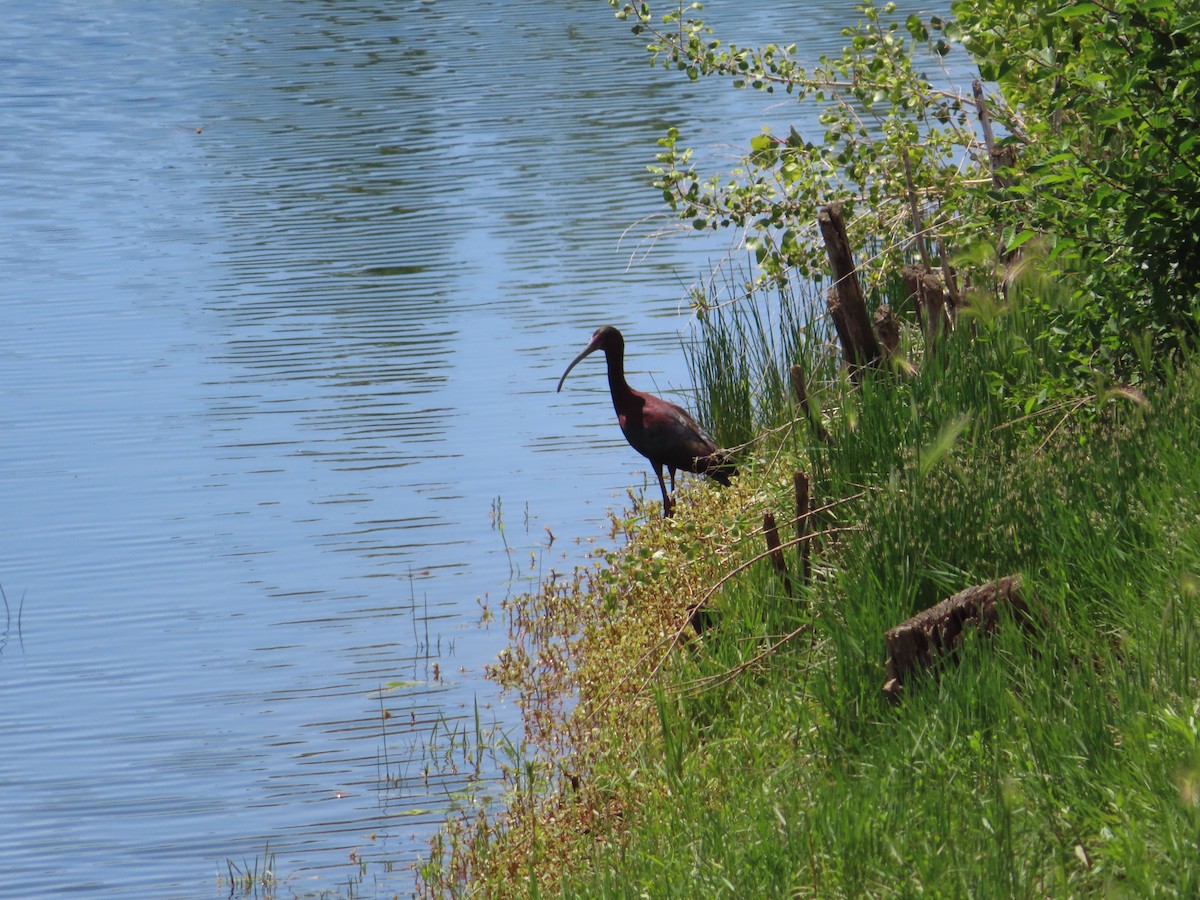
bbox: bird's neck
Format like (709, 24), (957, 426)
(604, 346), (638, 407)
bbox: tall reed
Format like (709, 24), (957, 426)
(683, 263), (826, 450)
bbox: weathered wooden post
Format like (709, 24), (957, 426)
(872, 305), (900, 359)
(818, 204), (881, 376)
(902, 264), (950, 344)
(789, 362), (832, 445)
(762, 511), (793, 595)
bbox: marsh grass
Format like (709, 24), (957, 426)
(684, 265), (826, 449)
(220, 844), (277, 897)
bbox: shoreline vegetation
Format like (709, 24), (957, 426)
(419, 1), (1200, 895)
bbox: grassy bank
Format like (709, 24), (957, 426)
(420, 297), (1200, 896)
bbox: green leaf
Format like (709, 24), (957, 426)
(1006, 229), (1038, 252)
(1095, 106), (1134, 125)
(1052, 3), (1100, 19)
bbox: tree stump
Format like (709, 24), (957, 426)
(818, 204), (880, 374)
(882, 575), (1030, 703)
(901, 264), (950, 344)
(873, 305), (900, 359)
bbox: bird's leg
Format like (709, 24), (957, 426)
(655, 464), (674, 518)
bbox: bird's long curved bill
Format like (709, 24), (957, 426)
(555, 342), (599, 392)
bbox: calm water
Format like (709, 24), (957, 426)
(0, 2), (946, 896)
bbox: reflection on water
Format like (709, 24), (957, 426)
(0, 0), (945, 895)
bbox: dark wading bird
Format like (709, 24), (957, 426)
(556, 325), (736, 517)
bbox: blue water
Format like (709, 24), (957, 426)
(0, 1), (951, 895)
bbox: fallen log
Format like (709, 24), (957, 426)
(882, 575), (1030, 703)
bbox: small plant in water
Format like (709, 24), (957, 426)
(220, 843), (276, 897)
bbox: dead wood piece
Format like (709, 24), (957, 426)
(819, 204), (880, 373)
(873, 305), (900, 358)
(883, 575), (1029, 703)
(792, 472), (810, 543)
(901, 264), (950, 343)
(789, 363), (832, 445)
(763, 511), (793, 595)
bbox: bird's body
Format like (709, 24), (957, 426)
(557, 325), (735, 516)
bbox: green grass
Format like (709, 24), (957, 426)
(420, 289), (1200, 898)
(548, 348), (1198, 896)
(220, 844), (279, 896)
(594, 317), (1199, 895)
(683, 265), (823, 450)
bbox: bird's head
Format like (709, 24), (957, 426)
(556, 325), (624, 392)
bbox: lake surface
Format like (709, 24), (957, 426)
(0, 2), (949, 895)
